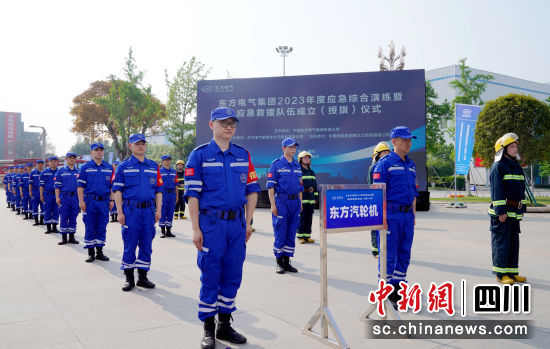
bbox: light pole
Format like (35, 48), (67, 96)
(29, 125), (46, 160)
(276, 46), (293, 76)
(378, 40), (406, 71)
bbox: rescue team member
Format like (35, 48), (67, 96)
(112, 134), (162, 292)
(54, 152), (80, 245)
(3, 167), (12, 208)
(159, 155), (177, 238)
(110, 161), (119, 222)
(367, 141), (391, 258)
(267, 138), (303, 274)
(77, 143), (114, 262)
(185, 107), (260, 349)
(296, 151), (317, 244)
(41, 156), (60, 233)
(20, 163), (33, 220)
(372, 126), (418, 307)
(30, 160), (45, 225)
(12, 166), (22, 214)
(174, 160), (187, 220)
(488, 133), (527, 285)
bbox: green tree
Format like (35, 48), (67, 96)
(146, 144), (177, 164)
(69, 138), (117, 158)
(95, 48), (166, 160)
(449, 58), (494, 106)
(474, 94), (550, 167)
(164, 57), (210, 161)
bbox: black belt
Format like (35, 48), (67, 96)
(276, 193), (299, 200)
(61, 191), (77, 196)
(164, 189), (175, 193)
(86, 194), (109, 201)
(388, 202), (413, 213)
(124, 200), (153, 208)
(200, 209), (241, 220)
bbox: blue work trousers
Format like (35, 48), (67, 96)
(21, 192), (31, 213)
(159, 191), (176, 227)
(120, 204), (156, 271)
(59, 192), (79, 234)
(272, 197), (301, 258)
(31, 193), (44, 217)
(43, 191), (59, 224)
(82, 196), (110, 248)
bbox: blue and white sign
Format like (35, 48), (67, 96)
(325, 187), (384, 230)
(455, 104), (481, 175)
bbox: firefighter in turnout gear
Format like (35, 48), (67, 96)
(174, 160), (187, 220)
(367, 141), (391, 258)
(296, 151), (317, 244)
(488, 133), (527, 285)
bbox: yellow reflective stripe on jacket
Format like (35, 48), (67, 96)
(302, 175), (316, 180)
(302, 199), (316, 204)
(503, 174), (524, 180)
(314, 192), (318, 196)
(488, 209), (523, 220)
(492, 200), (506, 206)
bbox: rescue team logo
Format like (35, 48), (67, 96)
(150, 178), (155, 185)
(185, 168), (195, 176)
(267, 173), (273, 178)
(240, 173), (247, 183)
(373, 173), (381, 180)
(368, 280), (530, 317)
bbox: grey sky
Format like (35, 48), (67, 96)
(1, 0), (549, 154)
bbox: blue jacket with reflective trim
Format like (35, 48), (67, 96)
(112, 155), (162, 201)
(77, 160), (113, 196)
(40, 167), (58, 191)
(373, 151), (418, 206)
(54, 166), (78, 192)
(183, 139), (261, 211)
(488, 156), (526, 218)
(30, 169), (41, 193)
(159, 167), (177, 191)
(20, 172), (31, 194)
(266, 156), (304, 195)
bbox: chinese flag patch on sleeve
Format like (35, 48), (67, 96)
(373, 173), (381, 180)
(267, 173), (273, 178)
(185, 168), (195, 176)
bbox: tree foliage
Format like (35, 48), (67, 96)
(145, 144), (177, 164)
(449, 58), (494, 106)
(474, 93), (550, 166)
(70, 81), (111, 142)
(164, 57), (209, 161)
(69, 138), (116, 157)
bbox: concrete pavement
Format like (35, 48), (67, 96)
(1, 199), (549, 349)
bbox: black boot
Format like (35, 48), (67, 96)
(276, 257), (285, 274)
(45, 223), (52, 234)
(40, 216), (44, 225)
(95, 246), (109, 261)
(52, 224), (60, 233)
(216, 313), (247, 344)
(122, 269), (135, 292)
(16, 208), (20, 215)
(283, 256), (298, 273)
(6, 203), (9, 208)
(388, 283), (400, 310)
(58, 234), (68, 245)
(23, 212), (29, 220)
(201, 316), (216, 349)
(110, 214), (115, 222)
(160, 226), (166, 238)
(166, 226), (175, 237)
(136, 269), (155, 288)
(68, 233), (79, 244)
(33, 216), (40, 226)
(11, 204), (15, 211)
(114, 213), (118, 222)
(85, 248), (95, 263)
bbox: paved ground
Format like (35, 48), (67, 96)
(1, 199), (549, 349)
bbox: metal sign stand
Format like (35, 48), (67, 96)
(303, 219), (349, 349)
(361, 228), (402, 321)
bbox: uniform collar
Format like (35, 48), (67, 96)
(129, 154), (148, 165)
(389, 151), (409, 163)
(280, 155), (295, 166)
(208, 138), (236, 155)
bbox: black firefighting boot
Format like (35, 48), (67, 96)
(23, 212), (29, 220)
(25, 212), (31, 220)
(136, 269), (155, 288)
(11, 204), (15, 211)
(201, 316), (216, 349)
(68, 233), (79, 244)
(6, 202), (10, 208)
(52, 224), (60, 233)
(85, 248), (95, 263)
(160, 226), (166, 238)
(388, 283), (400, 310)
(122, 269), (135, 292)
(95, 246), (109, 261)
(16, 208), (20, 215)
(45, 224), (52, 234)
(58, 234), (68, 245)
(33, 216), (40, 226)
(165, 226), (175, 238)
(40, 216), (44, 225)
(216, 313), (247, 344)
(283, 256), (298, 273)
(276, 257), (285, 274)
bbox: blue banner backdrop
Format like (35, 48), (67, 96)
(197, 70), (426, 190)
(454, 104), (481, 175)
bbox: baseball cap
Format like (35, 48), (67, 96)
(66, 152), (77, 158)
(129, 134), (146, 144)
(282, 138), (299, 147)
(48, 156), (59, 161)
(211, 107), (239, 122)
(36, 160), (44, 164)
(26, 162), (34, 167)
(390, 126), (417, 140)
(161, 155), (172, 161)
(91, 142), (104, 150)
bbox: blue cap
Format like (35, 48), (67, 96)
(282, 138), (299, 147)
(18, 165), (24, 169)
(390, 126), (417, 140)
(91, 142), (104, 150)
(26, 162), (34, 167)
(66, 152), (77, 158)
(48, 156), (58, 161)
(129, 134), (146, 144)
(161, 155), (172, 161)
(36, 160), (44, 164)
(211, 107), (239, 122)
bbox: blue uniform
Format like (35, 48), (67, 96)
(40, 167), (59, 224)
(112, 155), (162, 271)
(54, 166), (80, 234)
(77, 160), (114, 248)
(20, 171), (31, 214)
(184, 139), (260, 321)
(30, 168), (44, 218)
(159, 166), (177, 227)
(373, 151), (418, 285)
(12, 173), (22, 209)
(266, 156), (304, 258)
(4, 172), (12, 205)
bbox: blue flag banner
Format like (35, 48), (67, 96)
(324, 186), (384, 230)
(455, 104), (481, 175)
